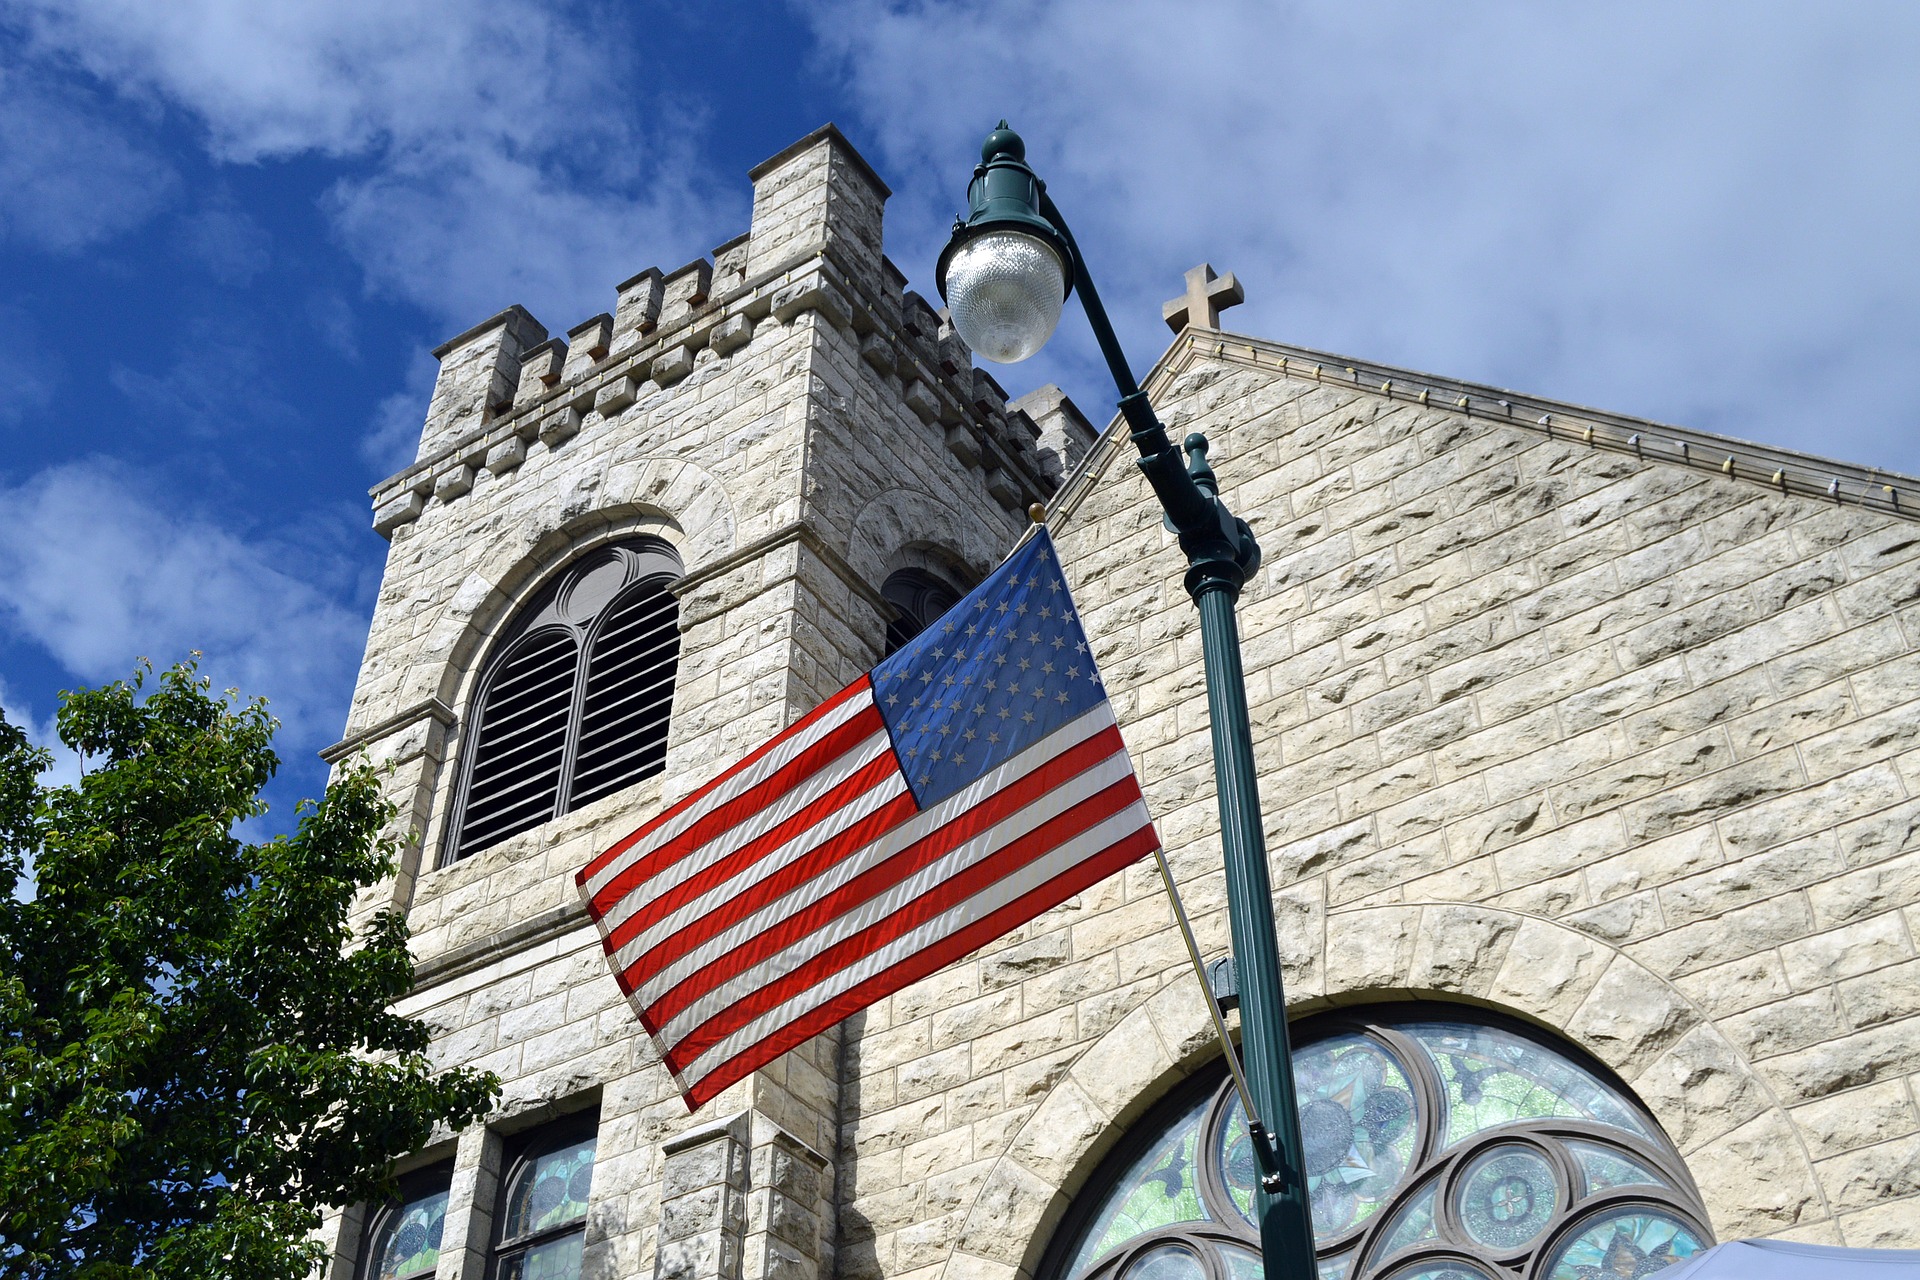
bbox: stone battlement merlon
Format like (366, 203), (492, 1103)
(374, 123), (1057, 538)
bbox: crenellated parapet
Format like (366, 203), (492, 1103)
(370, 124), (1066, 540)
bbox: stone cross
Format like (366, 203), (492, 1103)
(1162, 263), (1245, 333)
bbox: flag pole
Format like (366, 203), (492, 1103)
(1150, 844), (1264, 1139)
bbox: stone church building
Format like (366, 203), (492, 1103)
(319, 125), (1920, 1280)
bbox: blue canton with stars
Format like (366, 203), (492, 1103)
(870, 529), (1108, 809)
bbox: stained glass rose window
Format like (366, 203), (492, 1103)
(1042, 1007), (1712, 1280)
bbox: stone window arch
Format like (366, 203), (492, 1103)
(356, 1161), (453, 1280)
(444, 538), (682, 862)
(881, 567), (965, 655)
(1039, 1005), (1713, 1280)
(490, 1112), (598, 1280)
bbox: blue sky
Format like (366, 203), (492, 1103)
(3, 1), (1918, 822)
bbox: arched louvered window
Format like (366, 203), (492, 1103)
(446, 539), (682, 862)
(881, 568), (964, 656)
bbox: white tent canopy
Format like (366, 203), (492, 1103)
(1663, 1240), (1920, 1277)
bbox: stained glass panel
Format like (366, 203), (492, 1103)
(1314, 1251), (1354, 1280)
(1455, 1144), (1557, 1251)
(1374, 1180), (1439, 1258)
(505, 1136), (596, 1239)
(1227, 1034), (1417, 1238)
(1221, 1244), (1266, 1280)
(372, 1188), (447, 1280)
(1402, 1024), (1651, 1148)
(1568, 1142), (1668, 1194)
(498, 1233), (584, 1280)
(1381, 1263), (1495, 1280)
(1066, 1089), (1212, 1277)
(1543, 1209), (1703, 1279)
(1124, 1243), (1206, 1280)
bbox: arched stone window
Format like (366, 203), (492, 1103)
(357, 1162), (452, 1280)
(1041, 1006), (1713, 1280)
(490, 1112), (598, 1280)
(881, 568), (964, 655)
(445, 539), (682, 862)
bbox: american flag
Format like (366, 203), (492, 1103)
(576, 528), (1159, 1110)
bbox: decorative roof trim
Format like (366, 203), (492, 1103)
(1052, 328), (1919, 528)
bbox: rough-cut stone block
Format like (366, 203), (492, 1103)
(945, 423), (982, 466)
(1687, 1109), (1823, 1236)
(1406, 904), (1518, 995)
(771, 278), (851, 330)
(983, 467), (1020, 510)
(485, 436), (526, 474)
(899, 379), (940, 425)
(372, 489), (424, 535)
(1790, 1078), (1919, 1160)
(1566, 958), (1699, 1075)
(860, 332), (896, 375)
(596, 373), (641, 417)
(433, 463), (475, 501)
(1629, 1025), (1768, 1152)
(710, 313), (754, 357)
(539, 405), (581, 447)
(653, 346), (696, 386)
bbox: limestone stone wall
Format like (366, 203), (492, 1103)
(833, 331), (1920, 1280)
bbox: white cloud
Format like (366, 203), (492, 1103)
(0, 677), (83, 794)
(10, 0), (740, 332)
(0, 462), (368, 751)
(361, 348), (438, 476)
(0, 63), (179, 253)
(804, 0), (1920, 478)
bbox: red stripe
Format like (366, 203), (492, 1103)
(635, 726), (1130, 1024)
(578, 677), (874, 887)
(586, 702), (885, 920)
(616, 788), (919, 986)
(677, 825), (1159, 1110)
(664, 773), (1145, 1069)
(601, 748), (901, 953)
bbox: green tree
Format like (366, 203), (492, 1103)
(0, 662), (499, 1278)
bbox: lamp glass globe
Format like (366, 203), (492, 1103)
(944, 230), (1066, 363)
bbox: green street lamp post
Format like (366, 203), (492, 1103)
(937, 123), (1317, 1280)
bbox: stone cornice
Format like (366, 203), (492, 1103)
(672, 519), (890, 623)
(320, 697), (455, 764)
(1052, 327), (1920, 529)
(410, 899), (589, 992)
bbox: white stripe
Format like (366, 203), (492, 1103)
(643, 746), (1137, 1030)
(606, 702), (1118, 963)
(680, 799), (1153, 1085)
(594, 726), (894, 940)
(582, 685), (876, 900)
(631, 705), (1120, 1012)
(607, 766), (909, 974)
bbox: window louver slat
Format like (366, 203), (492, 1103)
(570, 582), (679, 811)
(454, 630), (577, 858)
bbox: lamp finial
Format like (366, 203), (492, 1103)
(982, 122), (1024, 164)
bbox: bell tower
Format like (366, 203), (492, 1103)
(320, 125), (1094, 1280)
